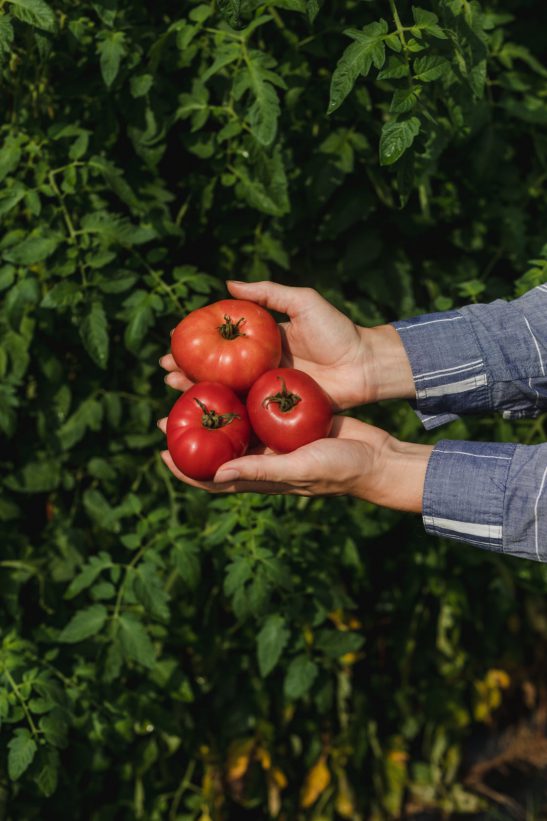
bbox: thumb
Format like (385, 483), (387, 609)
(227, 280), (314, 317)
(214, 453), (296, 485)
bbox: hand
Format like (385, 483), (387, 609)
(157, 415), (432, 513)
(159, 281), (416, 410)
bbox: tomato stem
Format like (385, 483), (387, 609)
(263, 377), (301, 413)
(218, 314), (246, 340)
(194, 398), (240, 429)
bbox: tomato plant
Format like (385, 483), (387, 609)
(171, 299), (281, 394)
(167, 383), (250, 480)
(247, 369), (333, 453)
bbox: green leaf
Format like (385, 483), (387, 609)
(328, 20), (388, 114)
(97, 31), (126, 87)
(202, 43), (241, 83)
(235, 49), (282, 146)
(217, 0), (241, 29)
(130, 73), (153, 97)
(0, 134), (22, 181)
(257, 614), (290, 677)
(8, 730), (37, 780)
(59, 604), (108, 642)
(284, 656), (318, 699)
(0, 185), (26, 216)
(58, 397), (103, 450)
(379, 117), (420, 166)
(0, 16), (15, 58)
(122, 289), (163, 353)
(118, 615), (156, 668)
(316, 630), (365, 657)
(234, 145), (289, 216)
(39, 711), (68, 748)
(79, 299), (109, 369)
(172, 543), (200, 589)
(134, 564), (170, 620)
(224, 557), (253, 596)
(5, 459), (60, 493)
(3, 235), (58, 264)
(390, 86), (421, 113)
(412, 7), (447, 39)
(41, 281), (83, 309)
(35, 750), (59, 796)
(413, 56), (450, 83)
(65, 553), (112, 599)
(7, 0), (56, 32)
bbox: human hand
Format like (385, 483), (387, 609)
(159, 281), (415, 410)
(157, 414), (432, 513)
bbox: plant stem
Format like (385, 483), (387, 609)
(2, 667), (41, 740)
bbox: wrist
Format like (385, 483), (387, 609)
(358, 435), (433, 513)
(360, 324), (416, 403)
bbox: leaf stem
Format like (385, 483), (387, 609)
(2, 666), (41, 741)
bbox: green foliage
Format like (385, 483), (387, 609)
(1, 0), (547, 818)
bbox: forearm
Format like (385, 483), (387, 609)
(362, 324), (417, 402)
(356, 436), (433, 514)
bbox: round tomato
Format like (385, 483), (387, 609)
(171, 299), (282, 394)
(246, 368), (333, 453)
(166, 383), (251, 480)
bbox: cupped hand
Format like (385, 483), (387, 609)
(160, 281), (375, 410)
(158, 415), (388, 498)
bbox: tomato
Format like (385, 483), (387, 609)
(246, 368), (333, 454)
(166, 383), (251, 480)
(171, 299), (282, 394)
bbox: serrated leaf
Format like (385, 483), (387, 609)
(390, 86), (420, 113)
(35, 750), (59, 796)
(118, 615), (155, 668)
(217, 0), (242, 29)
(97, 30), (126, 87)
(0, 185), (25, 216)
(80, 299), (109, 369)
(202, 43), (241, 83)
(235, 50), (282, 146)
(5, 459), (60, 493)
(284, 656), (318, 699)
(379, 117), (420, 166)
(413, 55), (449, 83)
(134, 564), (170, 620)
(8, 730), (37, 780)
(172, 542), (200, 589)
(0, 16), (15, 58)
(257, 614), (290, 677)
(65, 553), (112, 599)
(59, 604), (107, 643)
(234, 146), (289, 216)
(3, 235), (58, 264)
(41, 281), (82, 309)
(224, 557), (253, 597)
(328, 20), (387, 114)
(412, 6), (447, 39)
(316, 630), (365, 657)
(7, 0), (56, 32)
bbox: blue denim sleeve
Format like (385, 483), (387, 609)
(391, 285), (547, 430)
(423, 440), (547, 563)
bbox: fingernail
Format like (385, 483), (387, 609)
(159, 357), (164, 365)
(215, 469), (240, 482)
(156, 419), (162, 428)
(164, 374), (171, 384)
(170, 328), (175, 336)
(228, 280), (245, 285)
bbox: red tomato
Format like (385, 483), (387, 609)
(246, 368), (333, 454)
(166, 383), (251, 480)
(171, 299), (281, 394)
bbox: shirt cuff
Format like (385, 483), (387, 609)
(392, 310), (490, 430)
(423, 440), (517, 554)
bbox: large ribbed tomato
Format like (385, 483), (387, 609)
(170, 299), (281, 394)
(166, 383), (251, 480)
(247, 368), (333, 454)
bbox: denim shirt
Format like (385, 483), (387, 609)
(392, 284), (547, 562)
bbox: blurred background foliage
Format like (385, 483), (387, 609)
(1, 0), (547, 817)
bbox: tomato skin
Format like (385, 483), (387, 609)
(171, 299), (282, 394)
(167, 383), (251, 480)
(247, 368), (333, 454)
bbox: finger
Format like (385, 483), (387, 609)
(159, 353), (180, 372)
(164, 371), (194, 391)
(160, 451), (296, 495)
(214, 453), (302, 485)
(157, 417), (167, 434)
(227, 280), (319, 318)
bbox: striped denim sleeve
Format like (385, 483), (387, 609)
(392, 285), (547, 430)
(423, 440), (547, 563)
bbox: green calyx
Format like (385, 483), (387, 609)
(218, 314), (246, 340)
(194, 398), (240, 429)
(263, 377), (301, 413)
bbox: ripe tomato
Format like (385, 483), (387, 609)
(166, 383), (251, 480)
(246, 368), (333, 453)
(171, 299), (281, 394)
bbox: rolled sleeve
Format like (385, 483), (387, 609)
(392, 286), (547, 429)
(423, 440), (547, 562)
